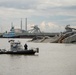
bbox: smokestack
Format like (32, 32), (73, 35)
(21, 18), (22, 30)
(25, 18), (27, 31)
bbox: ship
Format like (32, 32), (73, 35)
(3, 26), (18, 38)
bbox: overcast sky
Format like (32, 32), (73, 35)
(0, 0), (76, 32)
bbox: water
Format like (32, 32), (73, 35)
(0, 38), (76, 75)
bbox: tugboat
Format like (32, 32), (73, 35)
(0, 40), (39, 55)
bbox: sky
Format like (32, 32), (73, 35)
(0, 0), (76, 32)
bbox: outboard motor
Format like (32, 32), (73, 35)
(34, 48), (39, 53)
(32, 48), (39, 53)
(36, 48), (39, 53)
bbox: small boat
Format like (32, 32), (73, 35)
(2, 26), (17, 38)
(0, 40), (39, 55)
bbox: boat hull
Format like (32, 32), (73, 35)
(0, 50), (36, 55)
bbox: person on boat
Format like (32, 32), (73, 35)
(24, 43), (28, 50)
